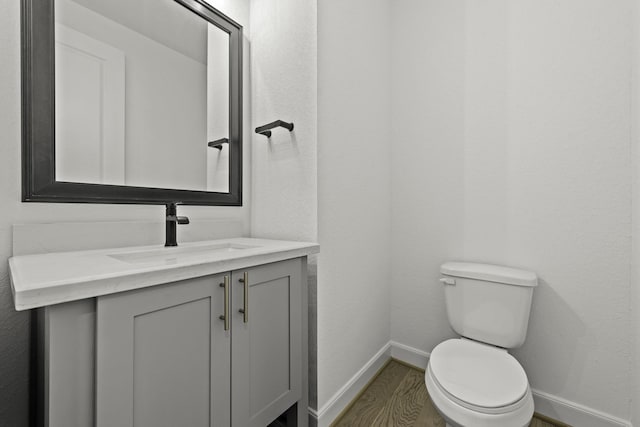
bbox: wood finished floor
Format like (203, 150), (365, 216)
(331, 360), (567, 427)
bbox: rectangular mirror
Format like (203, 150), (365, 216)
(22, 0), (242, 205)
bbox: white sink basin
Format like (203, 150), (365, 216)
(109, 243), (259, 264)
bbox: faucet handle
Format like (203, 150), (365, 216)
(166, 203), (189, 224)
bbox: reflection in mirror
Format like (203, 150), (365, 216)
(54, 0), (230, 193)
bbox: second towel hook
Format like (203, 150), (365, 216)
(208, 138), (229, 150)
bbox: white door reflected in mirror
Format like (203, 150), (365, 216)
(54, 0), (230, 193)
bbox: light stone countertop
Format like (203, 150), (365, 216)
(9, 237), (319, 311)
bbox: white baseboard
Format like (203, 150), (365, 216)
(312, 342), (391, 427)
(532, 389), (631, 427)
(390, 340), (430, 369)
(312, 340), (633, 427)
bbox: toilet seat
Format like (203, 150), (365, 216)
(425, 339), (534, 427)
(425, 365), (534, 427)
(428, 365), (530, 416)
(429, 339), (529, 412)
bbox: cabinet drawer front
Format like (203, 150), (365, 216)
(232, 258), (303, 427)
(96, 274), (231, 427)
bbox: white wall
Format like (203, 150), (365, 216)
(317, 0), (392, 415)
(633, 0), (640, 423)
(0, 0), (250, 424)
(390, 0), (466, 357)
(391, 0), (634, 423)
(207, 26), (230, 192)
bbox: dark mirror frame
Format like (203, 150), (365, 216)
(21, 0), (243, 206)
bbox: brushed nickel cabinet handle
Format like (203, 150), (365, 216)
(219, 276), (230, 331)
(238, 272), (248, 323)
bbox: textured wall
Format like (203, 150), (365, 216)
(391, 0), (633, 422)
(633, 0), (640, 423)
(317, 0), (392, 412)
(249, 0), (318, 243)
(0, 0), (250, 424)
(248, 0), (318, 411)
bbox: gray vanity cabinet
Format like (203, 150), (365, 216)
(19, 238), (317, 427)
(231, 258), (303, 427)
(95, 273), (231, 427)
(89, 257), (305, 427)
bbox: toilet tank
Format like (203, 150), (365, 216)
(441, 262), (538, 349)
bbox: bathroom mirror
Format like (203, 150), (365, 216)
(22, 0), (242, 205)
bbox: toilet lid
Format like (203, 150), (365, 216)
(429, 339), (529, 409)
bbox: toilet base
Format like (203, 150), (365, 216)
(445, 421), (530, 427)
(444, 422), (530, 427)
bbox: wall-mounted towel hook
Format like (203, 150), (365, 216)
(208, 138), (229, 150)
(255, 120), (294, 138)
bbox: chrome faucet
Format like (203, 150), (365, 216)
(165, 203), (190, 247)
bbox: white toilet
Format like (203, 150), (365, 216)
(425, 262), (538, 427)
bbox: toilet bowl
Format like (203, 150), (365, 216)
(426, 262), (538, 427)
(425, 339), (534, 427)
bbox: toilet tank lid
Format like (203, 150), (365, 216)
(441, 262), (538, 287)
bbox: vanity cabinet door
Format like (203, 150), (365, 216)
(96, 274), (231, 427)
(231, 258), (303, 427)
